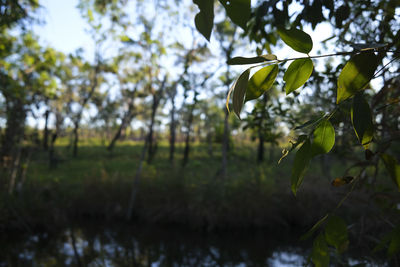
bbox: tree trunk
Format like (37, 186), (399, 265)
(72, 119), (79, 158)
(2, 98), (25, 159)
(182, 92), (198, 168)
(43, 109), (50, 151)
(126, 133), (150, 221)
(147, 77), (166, 164)
(108, 87), (137, 152)
(257, 130), (265, 163)
(108, 116), (129, 152)
(169, 93), (176, 163)
(221, 107), (229, 179)
(257, 94), (268, 163)
(147, 94), (157, 164)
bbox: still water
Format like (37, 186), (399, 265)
(0, 223), (385, 266)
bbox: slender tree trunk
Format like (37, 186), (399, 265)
(108, 87), (136, 152)
(169, 93), (176, 163)
(147, 77), (166, 164)
(257, 94), (268, 163)
(108, 117), (129, 152)
(182, 92), (198, 167)
(126, 133), (150, 221)
(72, 119), (80, 158)
(257, 131), (265, 163)
(147, 94), (157, 164)
(2, 99), (25, 159)
(43, 109), (50, 150)
(221, 108), (229, 179)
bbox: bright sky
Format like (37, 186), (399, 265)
(34, 0), (94, 59)
(30, 0), (335, 130)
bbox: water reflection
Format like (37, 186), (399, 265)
(0, 223), (384, 266)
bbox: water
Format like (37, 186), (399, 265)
(0, 223), (385, 266)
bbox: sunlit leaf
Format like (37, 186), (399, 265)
(380, 154), (400, 191)
(278, 135), (307, 164)
(312, 233), (330, 267)
(245, 64), (278, 101)
(227, 54), (277, 65)
(277, 27), (313, 54)
(291, 138), (311, 195)
(337, 51), (378, 103)
(193, 0), (214, 41)
(218, 0), (250, 30)
(351, 93), (374, 149)
(325, 215), (349, 253)
(87, 9), (94, 22)
(226, 69), (249, 118)
(311, 119), (335, 156)
(331, 176), (354, 187)
(284, 58), (313, 94)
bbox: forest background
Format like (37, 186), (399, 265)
(0, 0), (399, 266)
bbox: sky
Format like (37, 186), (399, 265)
(33, 0), (94, 59)
(29, 0), (335, 130)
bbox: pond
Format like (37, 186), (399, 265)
(0, 222), (387, 266)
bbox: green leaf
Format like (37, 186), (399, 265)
(284, 58), (314, 94)
(351, 93), (374, 149)
(278, 135), (307, 164)
(193, 0), (214, 41)
(380, 154), (400, 191)
(311, 119), (335, 156)
(245, 64), (278, 101)
(277, 27), (313, 54)
(312, 233), (330, 267)
(218, 0), (250, 30)
(388, 225), (400, 258)
(337, 51), (378, 103)
(294, 113), (325, 130)
(226, 69), (249, 118)
(227, 54), (277, 65)
(301, 214), (329, 241)
(291, 138), (311, 195)
(87, 9), (94, 22)
(325, 215), (348, 253)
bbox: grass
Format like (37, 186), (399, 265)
(0, 139), (395, 245)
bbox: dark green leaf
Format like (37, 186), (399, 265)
(218, 0), (250, 30)
(380, 154), (400, 191)
(351, 93), (374, 149)
(227, 54), (277, 65)
(291, 138), (311, 195)
(245, 64), (278, 101)
(277, 27), (313, 54)
(229, 69), (250, 118)
(337, 51), (378, 103)
(350, 43), (387, 51)
(311, 119), (335, 156)
(193, 0), (214, 41)
(294, 114), (325, 130)
(388, 225), (400, 258)
(312, 233), (330, 267)
(325, 215), (348, 253)
(301, 214), (329, 241)
(284, 58), (314, 94)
